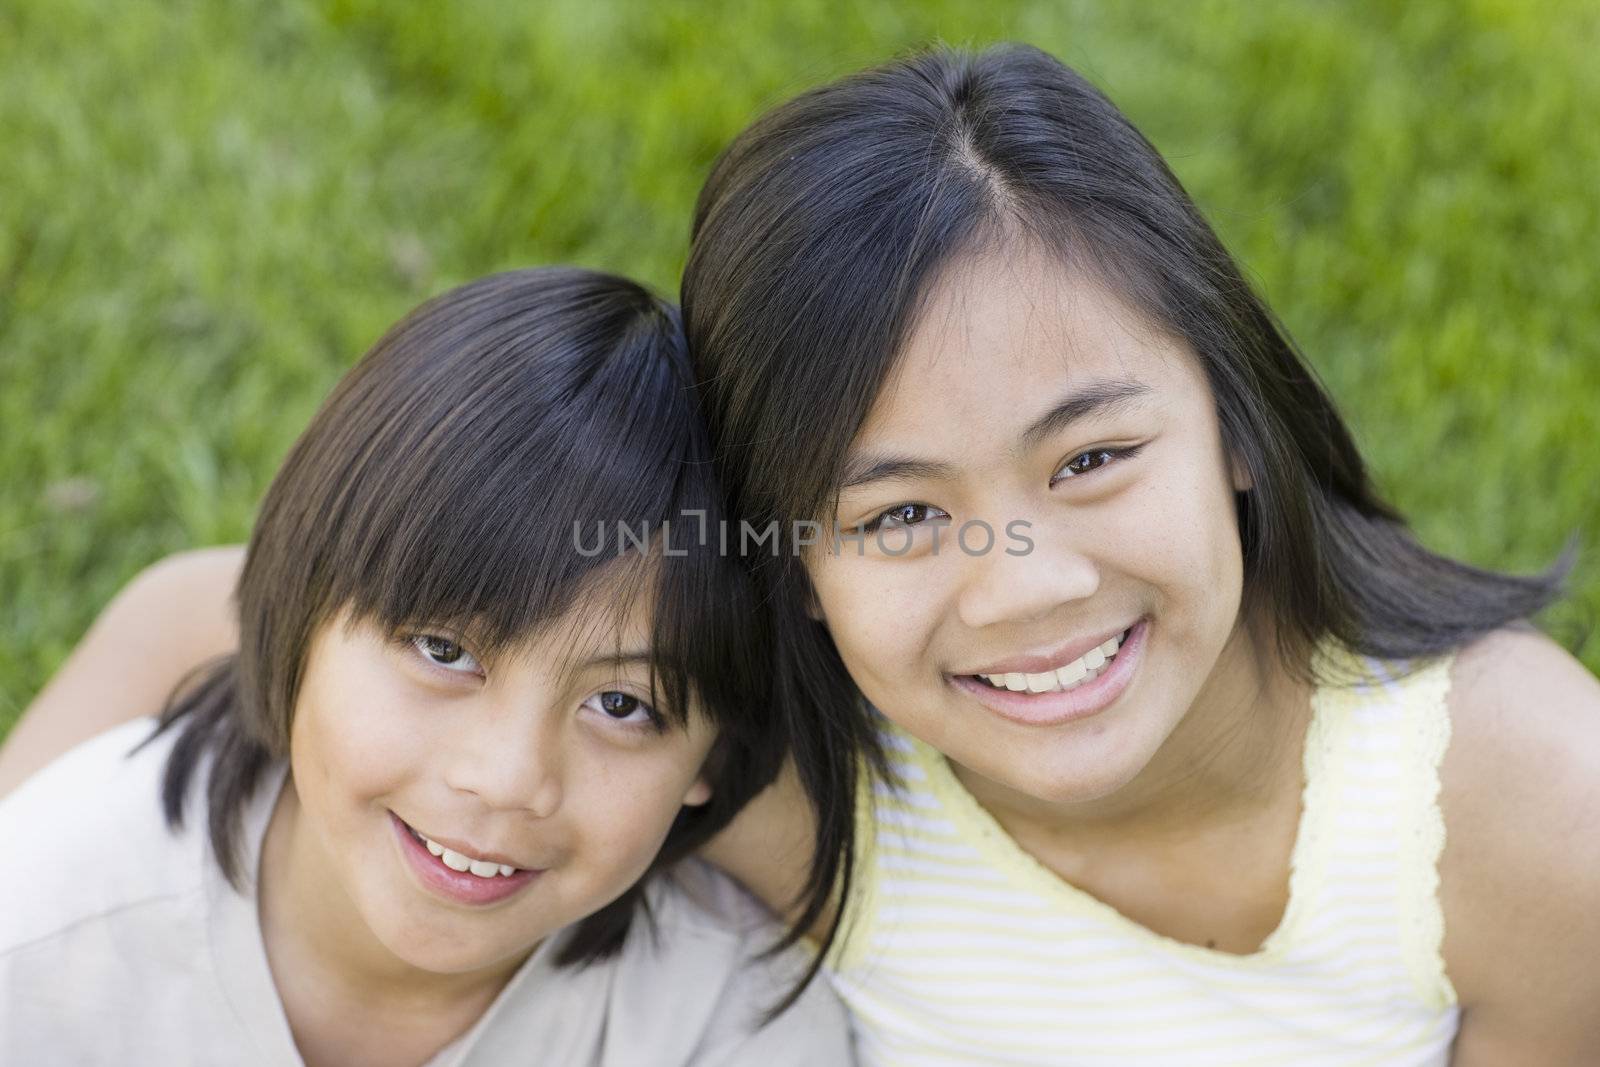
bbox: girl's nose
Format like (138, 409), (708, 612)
(954, 526), (1100, 631)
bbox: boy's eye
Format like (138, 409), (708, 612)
(411, 634), (481, 674)
(864, 502), (949, 533)
(584, 691), (664, 730)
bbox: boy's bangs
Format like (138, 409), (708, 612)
(286, 270), (730, 728)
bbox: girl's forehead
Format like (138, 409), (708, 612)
(856, 246), (1193, 446)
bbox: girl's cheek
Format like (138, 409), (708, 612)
(816, 560), (938, 684)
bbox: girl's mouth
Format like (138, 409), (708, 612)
(953, 618), (1149, 728)
(971, 627), (1132, 695)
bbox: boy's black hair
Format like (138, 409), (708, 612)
(152, 267), (835, 981)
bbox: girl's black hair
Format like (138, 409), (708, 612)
(150, 267), (834, 983)
(682, 42), (1567, 695)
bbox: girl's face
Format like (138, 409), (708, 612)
(282, 584), (715, 977)
(808, 244), (1254, 809)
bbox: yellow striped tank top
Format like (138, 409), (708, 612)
(829, 646), (1460, 1065)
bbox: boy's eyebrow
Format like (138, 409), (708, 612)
(1018, 378), (1152, 451)
(835, 378), (1152, 493)
(573, 649), (653, 669)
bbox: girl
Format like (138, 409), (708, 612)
(8, 43), (1600, 1067)
(679, 44), (1600, 1065)
(0, 268), (853, 1065)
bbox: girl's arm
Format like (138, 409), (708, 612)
(0, 546), (243, 796)
(1440, 629), (1600, 1064)
(698, 757), (829, 935)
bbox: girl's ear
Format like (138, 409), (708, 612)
(683, 777), (713, 807)
(1229, 451), (1254, 492)
(798, 567), (827, 622)
(803, 586), (825, 622)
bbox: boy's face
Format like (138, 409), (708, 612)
(278, 589), (716, 978)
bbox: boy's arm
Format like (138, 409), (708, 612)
(0, 545), (245, 796)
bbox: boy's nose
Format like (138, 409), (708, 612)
(443, 713), (564, 819)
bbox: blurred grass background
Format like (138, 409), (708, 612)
(2, 0), (1598, 731)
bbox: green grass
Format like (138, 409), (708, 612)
(3, 0), (1598, 730)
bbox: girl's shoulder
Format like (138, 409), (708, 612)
(1437, 627), (1600, 1059)
(1440, 627), (1600, 848)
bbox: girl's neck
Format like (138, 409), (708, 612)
(257, 783), (527, 1066)
(957, 614), (1313, 845)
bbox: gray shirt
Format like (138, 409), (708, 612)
(0, 719), (853, 1066)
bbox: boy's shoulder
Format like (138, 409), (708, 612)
(0, 718), (204, 955)
(646, 856), (787, 938)
(1438, 628), (1600, 1054)
(622, 858), (797, 993)
(606, 860), (852, 1064)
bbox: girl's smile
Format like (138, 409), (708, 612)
(808, 241), (1255, 813)
(949, 617), (1148, 727)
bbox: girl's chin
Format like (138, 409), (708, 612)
(957, 711), (1175, 810)
(1018, 761), (1149, 807)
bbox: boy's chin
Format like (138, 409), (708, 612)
(365, 903), (552, 977)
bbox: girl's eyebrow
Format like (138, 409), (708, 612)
(1017, 378), (1152, 451)
(838, 457), (958, 492)
(836, 378), (1152, 493)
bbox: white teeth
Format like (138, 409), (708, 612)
(1056, 659), (1087, 686)
(975, 630), (1128, 696)
(416, 830), (520, 877)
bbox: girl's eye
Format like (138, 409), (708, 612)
(863, 502), (949, 533)
(1053, 444), (1143, 484)
(584, 691), (665, 730)
(410, 634), (482, 674)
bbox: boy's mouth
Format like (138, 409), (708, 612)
(394, 814), (526, 878)
(390, 813), (543, 907)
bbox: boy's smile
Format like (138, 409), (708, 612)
(390, 812), (542, 906)
(264, 593), (716, 983)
